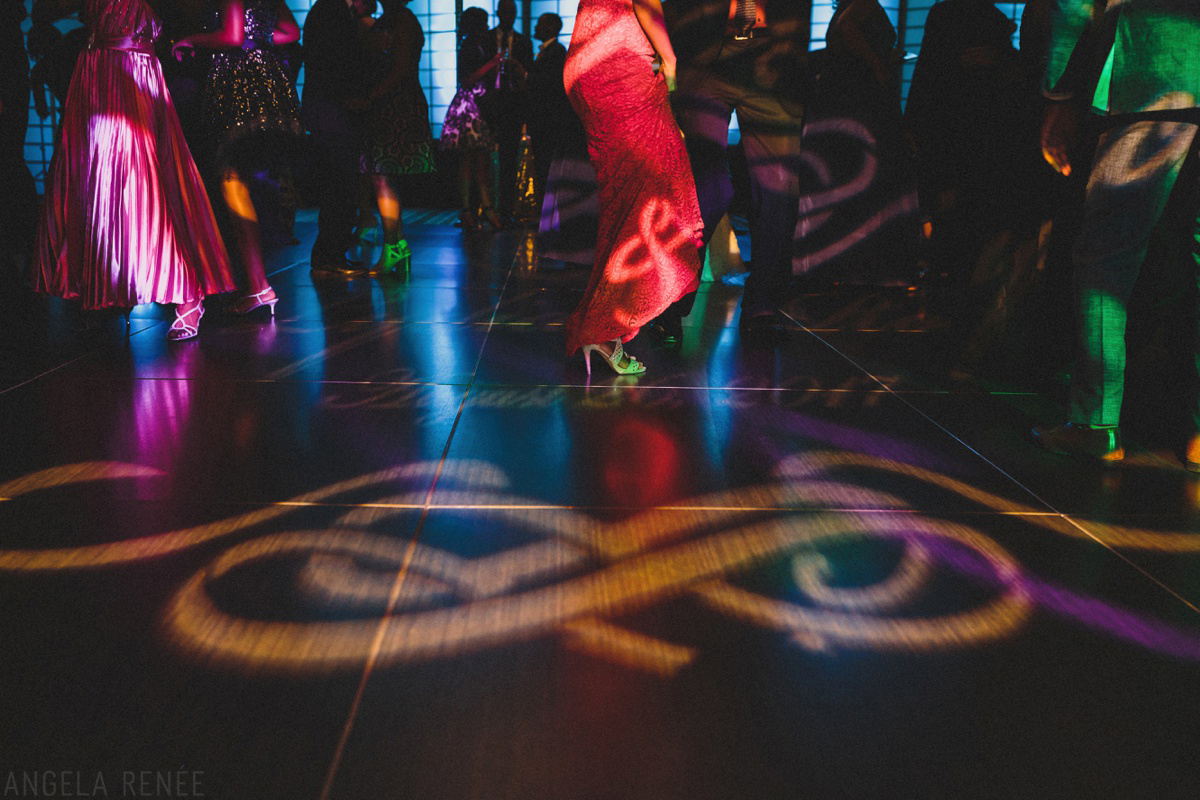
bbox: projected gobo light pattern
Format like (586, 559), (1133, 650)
(2, 453), (1199, 676)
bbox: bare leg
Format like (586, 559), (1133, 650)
(222, 168), (277, 313)
(373, 174), (402, 245)
(221, 169), (270, 294)
(473, 151), (501, 228)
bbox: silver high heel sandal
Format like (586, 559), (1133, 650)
(230, 286), (278, 316)
(581, 339), (646, 376)
(167, 300), (204, 341)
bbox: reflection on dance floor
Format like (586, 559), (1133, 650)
(1, 212), (1197, 800)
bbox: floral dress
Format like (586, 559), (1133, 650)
(440, 33), (495, 152)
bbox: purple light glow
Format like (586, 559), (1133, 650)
(920, 533), (1200, 662)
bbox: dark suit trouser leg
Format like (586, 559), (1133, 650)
(673, 61), (801, 318)
(495, 98), (524, 218)
(1069, 118), (1197, 426)
(737, 92), (803, 316)
(305, 101), (360, 261)
(670, 84), (736, 321)
(0, 76), (37, 266)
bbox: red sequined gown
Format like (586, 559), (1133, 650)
(34, 0), (235, 309)
(562, 0), (702, 355)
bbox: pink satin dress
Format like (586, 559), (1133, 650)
(562, 0), (703, 355)
(34, 0), (235, 309)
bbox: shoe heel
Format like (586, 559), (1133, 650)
(579, 341), (644, 376)
(373, 241), (412, 276)
(394, 240), (411, 277)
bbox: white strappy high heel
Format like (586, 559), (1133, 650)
(167, 300), (204, 341)
(581, 339), (646, 376)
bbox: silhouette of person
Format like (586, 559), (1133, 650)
(661, 0), (808, 345)
(486, 0), (533, 224)
(441, 6), (503, 230)
(526, 12), (572, 202)
(1032, 0), (1200, 467)
(1, 1), (38, 285)
(301, 0), (374, 274)
(358, 0), (435, 275)
(905, 0), (1024, 299)
(173, 0), (303, 316)
(794, 0), (921, 286)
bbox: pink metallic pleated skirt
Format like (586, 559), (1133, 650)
(34, 44), (235, 309)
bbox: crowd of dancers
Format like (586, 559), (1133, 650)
(17, 0), (434, 340)
(2, 0), (1200, 466)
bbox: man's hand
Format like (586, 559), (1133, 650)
(1041, 100), (1077, 177)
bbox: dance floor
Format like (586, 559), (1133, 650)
(0, 211), (1197, 799)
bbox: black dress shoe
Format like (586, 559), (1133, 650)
(311, 253), (365, 276)
(1030, 422), (1124, 464)
(648, 314), (683, 344)
(738, 310), (788, 345)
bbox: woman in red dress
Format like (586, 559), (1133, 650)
(33, 0), (236, 341)
(563, 0), (702, 375)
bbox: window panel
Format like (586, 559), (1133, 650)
(20, 0), (1029, 191)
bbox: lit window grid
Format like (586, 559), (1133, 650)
(287, 0), (457, 138)
(528, 0), (577, 42)
(22, 0), (1027, 192)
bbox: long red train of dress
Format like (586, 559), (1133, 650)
(562, 0), (703, 356)
(34, 0), (235, 310)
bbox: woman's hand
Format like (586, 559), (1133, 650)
(660, 58), (677, 92)
(632, 0), (679, 92)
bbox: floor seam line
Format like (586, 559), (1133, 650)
(318, 228), (525, 799)
(789, 315), (1200, 616)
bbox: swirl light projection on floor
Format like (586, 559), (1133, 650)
(2, 453), (1198, 676)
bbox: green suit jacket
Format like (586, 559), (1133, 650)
(1044, 0), (1200, 113)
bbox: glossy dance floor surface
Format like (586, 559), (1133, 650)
(1, 212), (1198, 799)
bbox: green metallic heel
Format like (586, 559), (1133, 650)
(371, 239), (411, 277)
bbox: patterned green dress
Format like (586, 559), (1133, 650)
(361, 6), (435, 176)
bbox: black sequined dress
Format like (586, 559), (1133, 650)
(201, 0), (302, 170)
